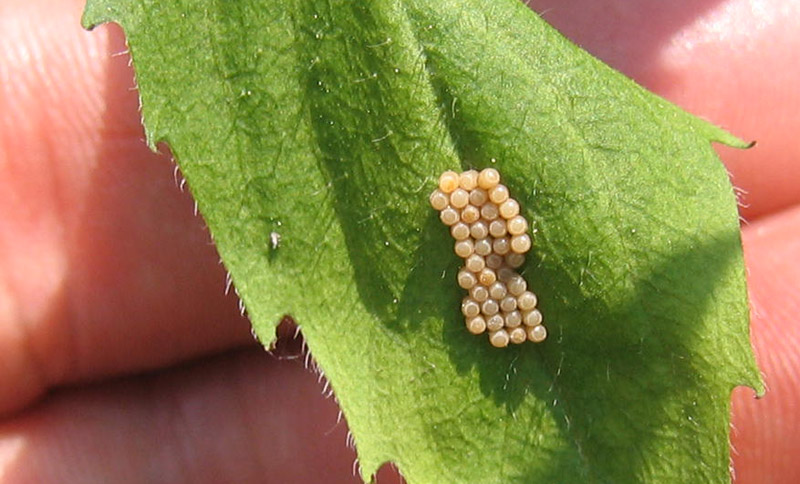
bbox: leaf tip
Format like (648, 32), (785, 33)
(704, 124), (753, 150)
(752, 373), (767, 399)
(81, 1), (113, 30)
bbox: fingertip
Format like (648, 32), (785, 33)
(732, 205), (800, 483)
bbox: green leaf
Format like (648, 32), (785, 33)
(82, 0), (762, 482)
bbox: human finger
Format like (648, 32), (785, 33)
(0, 0), (252, 415)
(731, 206), (800, 483)
(0, 348), (395, 483)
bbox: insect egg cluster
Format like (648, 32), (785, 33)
(430, 168), (546, 348)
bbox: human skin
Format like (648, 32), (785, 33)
(0, 0), (798, 482)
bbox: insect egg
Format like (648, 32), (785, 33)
(528, 325), (547, 343)
(518, 291), (538, 311)
(474, 238), (492, 256)
(480, 203), (499, 221)
(497, 267), (515, 283)
(499, 199), (520, 219)
(440, 207), (460, 226)
(485, 253), (504, 270)
(488, 282), (507, 300)
(466, 316), (487, 335)
(478, 168), (500, 190)
(500, 296), (517, 313)
(439, 170), (460, 193)
(523, 309), (543, 327)
(505, 310), (522, 328)
(465, 254), (485, 273)
(430, 189), (449, 210)
(492, 237), (510, 255)
(510, 234), (531, 254)
(432, 168), (546, 346)
(488, 184), (509, 204)
(489, 329), (510, 348)
(462, 298), (480, 318)
(507, 275), (527, 296)
(481, 299), (500, 316)
(457, 270), (478, 289)
(470, 284), (489, 303)
(469, 188), (489, 206)
(459, 169), (480, 190)
(450, 188), (470, 209)
(510, 215), (528, 235)
(505, 252), (525, 268)
(478, 268), (497, 286)
(488, 219), (507, 238)
(450, 222), (470, 241)
(454, 239), (475, 258)
(507, 215), (528, 236)
(486, 314), (504, 331)
(470, 221), (489, 240)
(509, 327), (527, 344)
(461, 205), (480, 223)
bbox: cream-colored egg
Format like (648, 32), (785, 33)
(439, 171), (460, 193)
(500, 296), (517, 313)
(457, 270), (478, 290)
(461, 204), (480, 224)
(474, 238), (492, 256)
(522, 309), (542, 327)
(485, 254), (504, 270)
(466, 316), (487, 335)
(518, 291), (538, 311)
(509, 235), (531, 254)
(480, 203), (499, 221)
(504, 310), (522, 328)
(507, 275), (526, 296)
(507, 215), (528, 236)
(470, 221), (489, 240)
(440, 207), (460, 226)
(454, 239), (475, 258)
(470, 284), (490, 303)
(489, 219), (507, 238)
(459, 170), (480, 190)
(505, 252), (526, 268)
(429, 189), (449, 210)
(450, 188), (470, 209)
(528, 325), (547, 343)
(465, 254), (485, 273)
(489, 329), (510, 348)
(499, 199), (520, 219)
(488, 184), (509, 204)
(492, 237), (510, 256)
(488, 282), (508, 300)
(478, 168), (500, 190)
(486, 314), (504, 332)
(469, 188), (488, 206)
(450, 222), (470, 241)
(509, 327), (527, 344)
(478, 268), (497, 286)
(481, 299), (500, 316)
(496, 267), (515, 283)
(461, 298), (480, 318)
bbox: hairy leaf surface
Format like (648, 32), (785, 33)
(83, 0), (762, 482)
